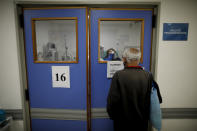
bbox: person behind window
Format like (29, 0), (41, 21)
(103, 48), (121, 61)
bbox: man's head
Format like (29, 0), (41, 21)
(122, 48), (141, 65)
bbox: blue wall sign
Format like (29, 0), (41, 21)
(163, 23), (189, 41)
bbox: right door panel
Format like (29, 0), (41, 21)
(90, 8), (153, 131)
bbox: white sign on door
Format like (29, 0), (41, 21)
(52, 66), (70, 88)
(107, 61), (124, 78)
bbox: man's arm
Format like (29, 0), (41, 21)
(107, 73), (121, 120)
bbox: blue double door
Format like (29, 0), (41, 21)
(24, 7), (153, 131)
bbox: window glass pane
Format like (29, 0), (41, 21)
(34, 19), (77, 62)
(100, 20), (142, 62)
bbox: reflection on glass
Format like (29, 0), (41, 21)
(34, 19), (77, 62)
(100, 20), (142, 61)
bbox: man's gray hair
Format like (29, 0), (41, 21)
(122, 48), (141, 62)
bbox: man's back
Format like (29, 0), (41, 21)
(107, 67), (152, 131)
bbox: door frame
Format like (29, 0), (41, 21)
(15, 3), (160, 131)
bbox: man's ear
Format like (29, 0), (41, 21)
(122, 57), (127, 63)
(122, 58), (127, 66)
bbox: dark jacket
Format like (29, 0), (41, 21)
(107, 67), (153, 131)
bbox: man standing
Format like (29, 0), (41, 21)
(107, 48), (153, 131)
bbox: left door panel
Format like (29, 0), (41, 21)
(23, 7), (87, 131)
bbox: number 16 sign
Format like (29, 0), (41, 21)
(52, 66), (70, 88)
